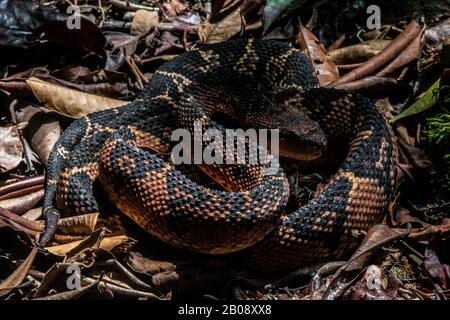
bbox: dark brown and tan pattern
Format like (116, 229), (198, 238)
(40, 39), (396, 273)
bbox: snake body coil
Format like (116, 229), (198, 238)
(41, 39), (396, 273)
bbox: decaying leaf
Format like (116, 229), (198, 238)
(25, 77), (127, 118)
(297, 23), (338, 86)
(105, 32), (139, 56)
(15, 105), (61, 166)
(0, 189), (44, 215)
(21, 207), (42, 221)
(210, 0), (243, 21)
(346, 224), (411, 271)
(55, 213), (100, 236)
(424, 247), (450, 289)
(131, 10), (159, 36)
(33, 279), (100, 300)
(34, 19), (106, 58)
(127, 251), (177, 275)
(0, 125), (23, 173)
(349, 266), (402, 300)
(0, 246), (38, 298)
(199, 6), (243, 44)
(162, 0), (187, 19)
(46, 235), (135, 256)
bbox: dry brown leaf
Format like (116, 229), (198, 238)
(46, 235), (135, 256)
(297, 22), (338, 86)
(163, 0), (187, 19)
(0, 126), (23, 173)
(16, 105), (61, 166)
(25, 77), (127, 119)
(210, 0), (242, 21)
(127, 251), (176, 275)
(0, 189), (44, 215)
(21, 207), (43, 221)
(199, 6), (243, 44)
(346, 224), (410, 271)
(56, 212), (100, 235)
(0, 246), (38, 297)
(33, 280), (99, 300)
(131, 10), (159, 36)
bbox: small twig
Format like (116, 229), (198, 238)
(109, 0), (159, 11)
(95, 259), (155, 292)
(407, 253), (446, 300)
(97, 0), (106, 28)
(125, 56), (147, 89)
(82, 277), (161, 299)
(0, 206), (85, 243)
(399, 240), (424, 259)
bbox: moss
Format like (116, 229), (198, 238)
(425, 109), (450, 189)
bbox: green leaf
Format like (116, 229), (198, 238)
(263, 0), (306, 34)
(390, 79), (441, 123)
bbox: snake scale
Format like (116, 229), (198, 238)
(39, 39), (396, 273)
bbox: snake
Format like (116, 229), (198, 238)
(39, 39), (396, 273)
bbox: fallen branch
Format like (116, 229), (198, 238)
(330, 20), (421, 86)
(376, 29), (424, 76)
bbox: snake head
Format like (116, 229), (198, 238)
(265, 105), (327, 161)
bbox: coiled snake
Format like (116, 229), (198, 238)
(39, 39), (396, 273)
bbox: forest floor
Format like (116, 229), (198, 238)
(0, 0), (449, 300)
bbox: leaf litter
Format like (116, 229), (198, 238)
(0, 0), (449, 300)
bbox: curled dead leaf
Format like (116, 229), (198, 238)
(131, 10), (159, 36)
(127, 251), (177, 275)
(15, 105), (61, 166)
(46, 235), (135, 256)
(297, 22), (338, 86)
(0, 125), (23, 173)
(55, 213), (99, 236)
(199, 6), (243, 44)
